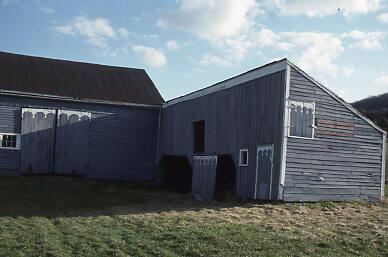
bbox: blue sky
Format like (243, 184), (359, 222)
(0, 0), (387, 102)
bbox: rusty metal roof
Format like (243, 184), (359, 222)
(0, 51), (164, 106)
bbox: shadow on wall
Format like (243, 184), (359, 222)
(4, 109), (158, 180)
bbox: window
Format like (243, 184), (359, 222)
(288, 101), (315, 138)
(0, 133), (21, 150)
(193, 120), (205, 153)
(239, 148), (248, 166)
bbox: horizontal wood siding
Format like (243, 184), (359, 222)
(0, 95), (159, 180)
(159, 71), (286, 199)
(0, 105), (21, 174)
(284, 68), (383, 201)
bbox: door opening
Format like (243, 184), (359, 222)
(215, 154), (236, 199)
(158, 155), (192, 193)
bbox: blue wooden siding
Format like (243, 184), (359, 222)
(284, 67), (384, 201)
(159, 71), (286, 199)
(0, 95), (160, 180)
(0, 105), (21, 174)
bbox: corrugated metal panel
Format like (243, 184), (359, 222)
(0, 51), (164, 105)
(0, 96), (160, 180)
(159, 71), (286, 199)
(284, 67), (383, 201)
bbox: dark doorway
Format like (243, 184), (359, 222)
(215, 155), (236, 199)
(193, 120), (205, 153)
(158, 155), (192, 193)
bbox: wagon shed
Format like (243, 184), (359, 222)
(158, 59), (386, 202)
(0, 51), (163, 180)
(0, 51), (385, 202)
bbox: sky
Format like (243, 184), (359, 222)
(0, 0), (388, 102)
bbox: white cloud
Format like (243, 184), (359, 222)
(166, 40), (179, 51)
(117, 28), (130, 38)
(270, 0), (380, 17)
(279, 32), (344, 77)
(132, 45), (167, 68)
(54, 16), (129, 49)
(341, 30), (385, 50)
(377, 12), (388, 23)
(199, 53), (233, 67)
(157, 0), (260, 40)
(35, 0), (54, 14)
(38, 6), (54, 14)
(254, 28), (280, 47)
(1, 0), (19, 6)
(375, 74), (388, 85)
(343, 66), (354, 77)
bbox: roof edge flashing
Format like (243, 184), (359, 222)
(0, 89), (162, 109)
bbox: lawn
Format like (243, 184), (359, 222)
(0, 176), (386, 257)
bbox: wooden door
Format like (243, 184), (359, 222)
(54, 110), (91, 175)
(192, 155), (217, 201)
(21, 108), (56, 174)
(255, 145), (274, 200)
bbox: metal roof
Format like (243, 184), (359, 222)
(0, 51), (164, 106)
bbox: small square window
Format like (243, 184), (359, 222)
(0, 134), (20, 150)
(239, 148), (248, 167)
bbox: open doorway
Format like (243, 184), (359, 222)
(215, 154), (236, 199)
(158, 155), (192, 193)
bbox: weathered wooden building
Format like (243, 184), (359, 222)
(0, 51), (385, 201)
(0, 51), (163, 180)
(158, 59), (386, 201)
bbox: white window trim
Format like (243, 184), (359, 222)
(287, 100), (316, 139)
(239, 148), (249, 167)
(0, 133), (21, 150)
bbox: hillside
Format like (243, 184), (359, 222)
(353, 92), (388, 132)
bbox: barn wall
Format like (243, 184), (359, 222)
(284, 67), (384, 201)
(0, 105), (21, 174)
(0, 95), (160, 180)
(159, 71), (286, 199)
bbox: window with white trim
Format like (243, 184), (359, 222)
(288, 101), (315, 138)
(239, 148), (248, 166)
(0, 133), (21, 150)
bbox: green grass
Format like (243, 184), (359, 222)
(0, 176), (386, 257)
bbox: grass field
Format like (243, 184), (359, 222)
(0, 176), (386, 257)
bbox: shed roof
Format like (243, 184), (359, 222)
(0, 51), (164, 106)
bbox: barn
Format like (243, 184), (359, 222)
(158, 59), (386, 202)
(0, 51), (163, 180)
(0, 51), (386, 202)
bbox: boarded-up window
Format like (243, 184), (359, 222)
(193, 120), (205, 153)
(288, 101), (315, 138)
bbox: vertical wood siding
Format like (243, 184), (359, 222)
(159, 71), (286, 199)
(0, 96), (159, 180)
(284, 68), (384, 201)
(192, 155), (218, 201)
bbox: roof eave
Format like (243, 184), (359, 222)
(0, 89), (162, 109)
